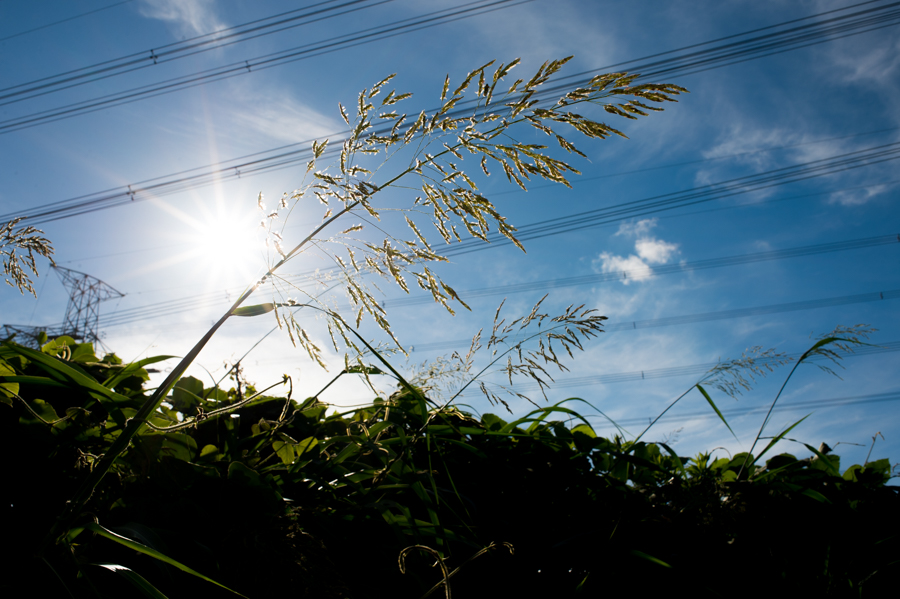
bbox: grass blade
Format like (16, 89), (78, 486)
(696, 384), (738, 441)
(69, 523), (246, 597)
(630, 549), (672, 568)
(92, 563), (170, 599)
(748, 414), (811, 472)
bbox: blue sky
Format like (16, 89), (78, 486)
(1, 0), (898, 473)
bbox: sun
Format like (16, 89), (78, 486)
(133, 193), (277, 293)
(190, 210), (265, 285)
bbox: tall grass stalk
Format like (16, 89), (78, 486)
(42, 57), (687, 551)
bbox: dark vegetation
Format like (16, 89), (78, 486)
(2, 334), (897, 598)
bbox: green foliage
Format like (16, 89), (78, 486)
(2, 335), (898, 597)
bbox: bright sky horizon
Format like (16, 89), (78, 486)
(2, 0), (898, 474)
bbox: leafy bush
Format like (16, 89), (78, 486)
(2, 334), (898, 597)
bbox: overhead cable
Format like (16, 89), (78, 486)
(0, 0), (137, 43)
(0, 0), (532, 131)
(89, 234), (898, 326)
(89, 234), (897, 326)
(6, 1), (899, 221)
(592, 391), (900, 428)
(440, 143), (900, 256)
(505, 341), (900, 392)
(405, 289), (900, 354)
(0, 0), (394, 101)
(2, 0), (896, 135)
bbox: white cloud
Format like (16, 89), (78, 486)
(597, 253), (653, 284)
(139, 0), (225, 38)
(594, 219), (679, 285)
(636, 238), (678, 265)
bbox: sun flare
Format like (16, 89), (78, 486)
(191, 211), (265, 285)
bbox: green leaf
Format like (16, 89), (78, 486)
(755, 454), (802, 482)
(103, 355), (175, 389)
(500, 405), (592, 435)
(843, 464), (863, 482)
(171, 376), (204, 413)
(231, 303), (275, 317)
(69, 342), (99, 363)
(657, 442), (687, 478)
(0, 358), (19, 402)
(69, 523), (246, 597)
(0, 341), (134, 408)
(92, 563), (170, 599)
(802, 443), (841, 476)
(42, 336), (77, 355)
(801, 488), (832, 504)
(696, 384), (738, 440)
(866, 457), (891, 474)
(630, 549), (672, 568)
(480, 413), (507, 431)
(18, 397), (64, 428)
(571, 423), (596, 438)
(159, 433), (197, 462)
(346, 364), (384, 375)
(228, 461), (264, 488)
(272, 440), (295, 465)
(294, 436), (319, 458)
(0, 374), (68, 389)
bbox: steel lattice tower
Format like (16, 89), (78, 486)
(53, 266), (124, 345)
(1, 266), (124, 349)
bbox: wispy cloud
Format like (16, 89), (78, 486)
(227, 91), (340, 146)
(699, 125), (843, 179)
(828, 184), (887, 207)
(811, 0), (900, 88)
(139, 0), (226, 37)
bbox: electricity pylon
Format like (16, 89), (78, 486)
(2, 266), (124, 349)
(53, 266), (124, 345)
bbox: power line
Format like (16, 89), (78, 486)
(46, 135), (900, 269)
(6, 2), (898, 223)
(439, 143), (900, 257)
(0, 0), (396, 102)
(521, 0), (900, 99)
(0, 0), (533, 131)
(89, 233), (897, 327)
(53, 174), (900, 267)
(89, 232), (897, 326)
(7, 130), (898, 236)
(387, 235), (900, 307)
(582, 390), (900, 429)
(505, 341), (900, 392)
(481, 127), (900, 198)
(0, 0), (137, 43)
(2, 0), (897, 135)
(405, 289), (900, 354)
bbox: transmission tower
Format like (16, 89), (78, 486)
(2, 266), (123, 349)
(54, 266), (124, 345)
